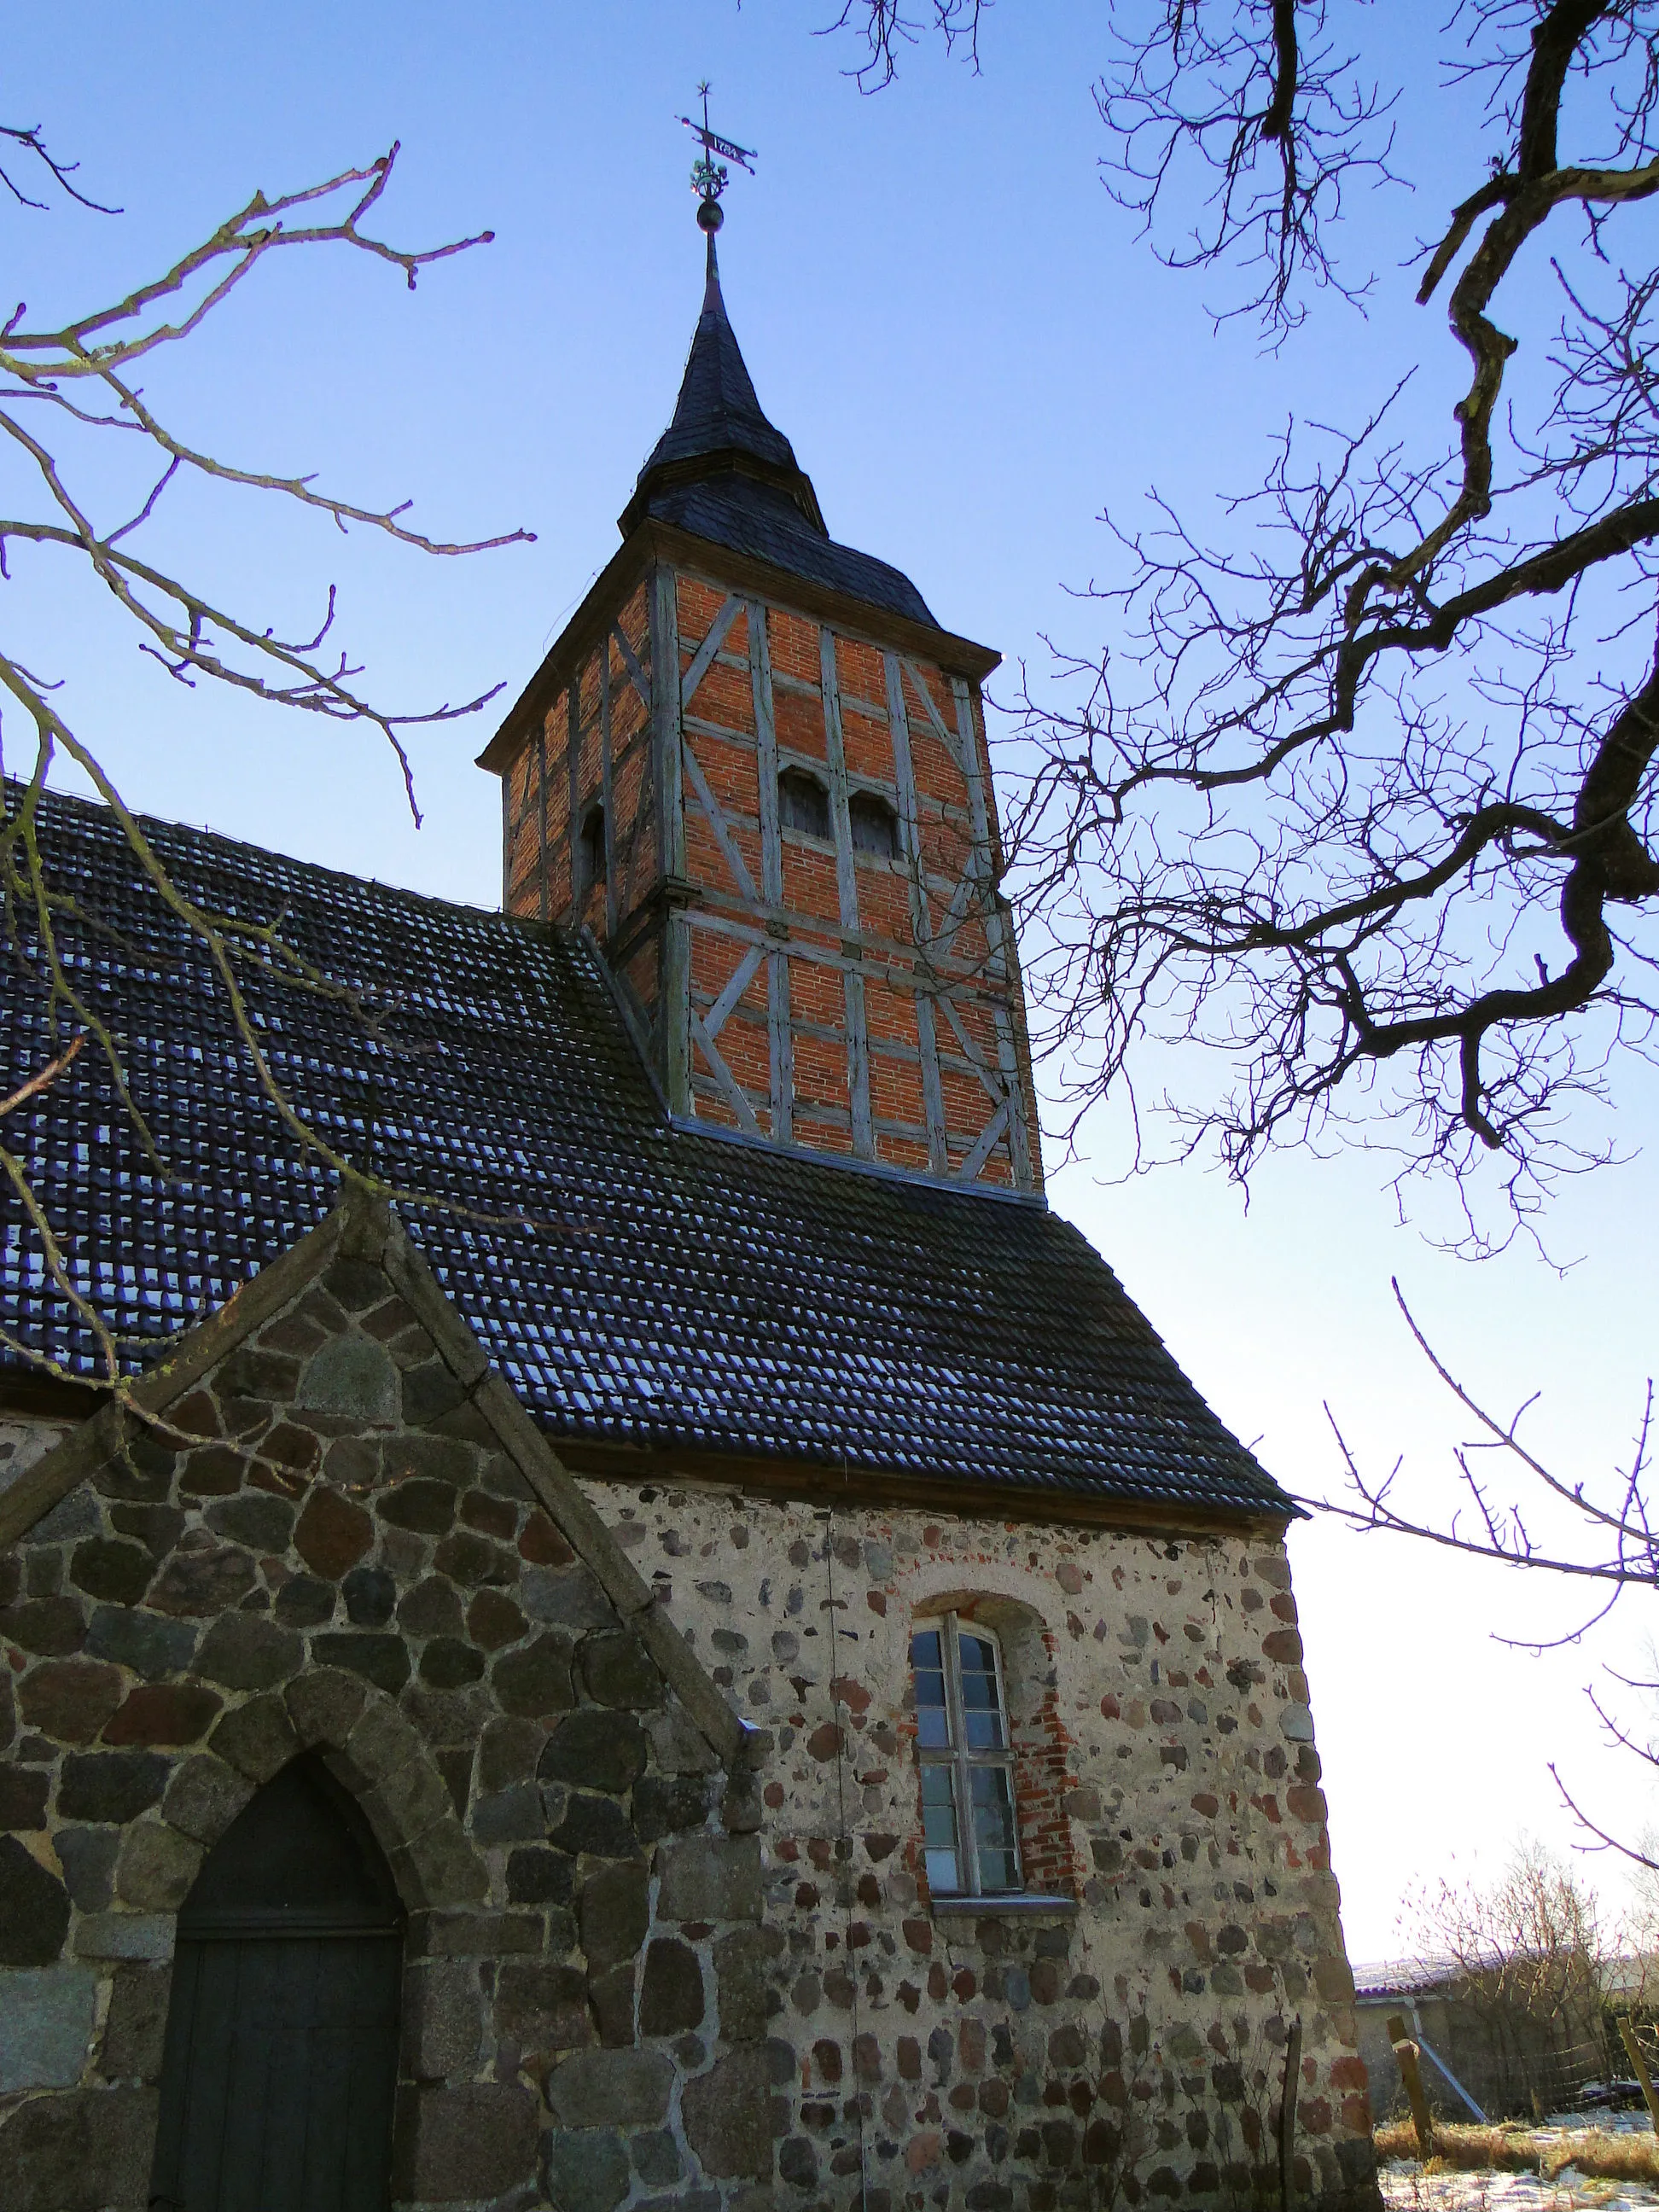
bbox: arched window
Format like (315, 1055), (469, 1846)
(910, 1614), (1022, 1896)
(848, 791), (900, 861)
(778, 767), (831, 841)
(150, 1754), (405, 2211)
(579, 802), (607, 899)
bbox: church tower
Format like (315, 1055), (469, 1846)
(480, 223), (1039, 1194)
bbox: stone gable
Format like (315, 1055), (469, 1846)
(0, 1193), (767, 2212)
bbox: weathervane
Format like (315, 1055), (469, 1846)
(677, 82), (756, 235)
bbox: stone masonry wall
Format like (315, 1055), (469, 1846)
(0, 1214), (771, 2212)
(0, 1416), (73, 1502)
(0, 1226), (1377, 2212)
(579, 1476), (1377, 2212)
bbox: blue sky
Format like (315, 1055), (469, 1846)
(8, 2), (1657, 1958)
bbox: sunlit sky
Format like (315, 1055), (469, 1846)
(9, 3), (1656, 1962)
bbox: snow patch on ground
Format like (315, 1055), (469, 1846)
(1381, 2163), (1659, 2212)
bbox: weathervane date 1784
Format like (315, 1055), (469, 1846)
(676, 82), (756, 234)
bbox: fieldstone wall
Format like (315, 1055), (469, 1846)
(0, 1205), (770, 2212)
(579, 1477), (1378, 2212)
(0, 1416), (71, 1503)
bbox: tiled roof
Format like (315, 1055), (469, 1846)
(644, 475), (939, 629)
(1350, 1958), (1464, 2001)
(634, 237), (809, 495)
(0, 783), (1292, 1521)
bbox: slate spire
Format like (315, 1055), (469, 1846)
(621, 232), (826, 537)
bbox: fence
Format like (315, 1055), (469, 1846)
(1362, 2000), (1659, 2114)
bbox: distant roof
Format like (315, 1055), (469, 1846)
(0, 783), (1293, 1522)
(620, 236), (940, 631)
(1354, 1953), (1659, 2003)
(1351, 1958), (1465, 2000)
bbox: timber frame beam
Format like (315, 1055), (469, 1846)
(477, 518), (1000, 777)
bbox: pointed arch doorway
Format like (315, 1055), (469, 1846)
(149, 1753), (405, 2212)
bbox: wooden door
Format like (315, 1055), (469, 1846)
(149, 1755), (405, 2212)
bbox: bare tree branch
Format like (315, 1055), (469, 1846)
(820, 0), (987, 89)
(1551, 1764), (1659, 1871)
(0, 138), (534, 1409)
(1325, 1279), (1656, 1604)
(1327, 1280), (1657, 1859)
(0, 1032), (81, 1118)
(0, 119), (120, 215)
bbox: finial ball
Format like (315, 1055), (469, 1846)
(697, 197), (724, 234)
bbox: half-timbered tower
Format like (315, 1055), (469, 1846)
(480, 237), (1039, 1193)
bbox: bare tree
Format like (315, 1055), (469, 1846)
(1326, 1284), (1659, 1866)
(1, 126), (529, 1399)
(1406, 1843), (1614, 2116)
(835, 3), (1659, 1252)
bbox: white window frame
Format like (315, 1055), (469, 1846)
(911, 1610), (1022, 1897)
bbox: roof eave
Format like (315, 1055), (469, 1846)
(620, 448), (827, 538)
(477, 515), (1001, 776)
(463, 1427), (1299, 1536)
(0, 1364), (1296, 1538)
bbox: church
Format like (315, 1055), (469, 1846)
(0, 190), (1377, 2212)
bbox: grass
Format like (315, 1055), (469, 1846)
(1374, 2121), (1659, 2185)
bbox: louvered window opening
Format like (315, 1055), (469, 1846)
(579, 804), (607, 899)
(848, 791), (899, 860)
(911, 1615), (1021, 1896)
(777, 768), (830, 841)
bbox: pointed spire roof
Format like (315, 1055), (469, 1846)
(619, 230), (941, 632)
(621, 234), (825, 536)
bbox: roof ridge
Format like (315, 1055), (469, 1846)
(11, 776), (544, 943)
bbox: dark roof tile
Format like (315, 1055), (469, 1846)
(645, 474), (938, 629)
(620, 237), (939, 631)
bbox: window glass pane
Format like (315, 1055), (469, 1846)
(924, 1847), (961, 1893)
(910, 1631), (950, 1749)
(921, 1766), (960, 1894)
(958, 1633), (1006, 1749)
(970, 1766), (1020, 1893)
